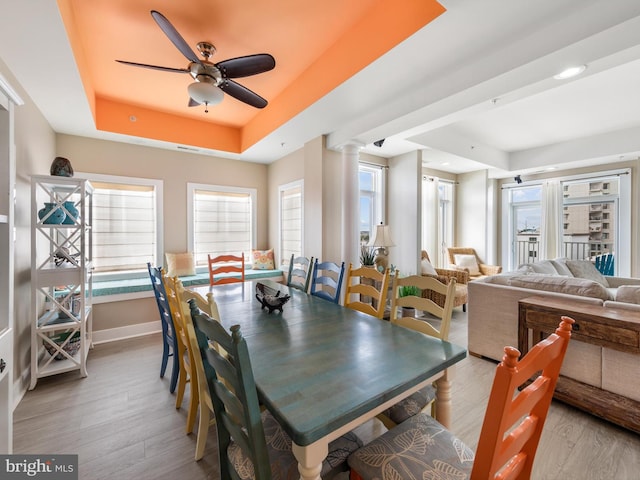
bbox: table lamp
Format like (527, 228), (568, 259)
(368, 223), (395, 271)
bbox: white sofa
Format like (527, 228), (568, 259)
(467, 259), (640, 405)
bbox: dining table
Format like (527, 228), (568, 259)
(191, 279), (467, 480)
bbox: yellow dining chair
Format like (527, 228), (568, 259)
(162, 274), (198, 431)
(175, 281), (220, 461)
(343, 263), (391, 319)
(377, 274), (456, 429)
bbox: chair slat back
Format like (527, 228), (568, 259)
(189, 300), (272, 480)
(389, 275), (456, 341)
(208, 253), (245, 286)
(471, 316), (574, 480)
(287, 254), (314, 292)
(310, 260), (345, 303)
(594, 253), (614, 276)
(343, 263), (391, 319)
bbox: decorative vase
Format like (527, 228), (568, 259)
(62, 201), (79, 224)
(38, 202), (66, 224)
(50, 156), (74, 177)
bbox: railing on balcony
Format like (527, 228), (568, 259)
(515, 240), (609, 265)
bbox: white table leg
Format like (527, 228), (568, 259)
(435, 367), (454, 428)
(292, 440), (328, 480)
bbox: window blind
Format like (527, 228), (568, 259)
(280, 184), (302, 264)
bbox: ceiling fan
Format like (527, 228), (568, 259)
(116, 10), (275, 112)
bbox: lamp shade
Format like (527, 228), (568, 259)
(368, 224), (395, 247)
(188, 80), (224, 105)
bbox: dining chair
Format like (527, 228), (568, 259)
(162, 273), (198, 433)
(208, 253), (245, 286)
(594, 253), (614, 276)
(175, 283), (220, 461)
(286, 254), (314, 292)
(377, 274), (456, 429)
(349, 316), (575, 480)
(343, 263), (391, 319)
(309, 259), (345, 303)
(147, 262), (179, 393)
(188, 300), (365, 479)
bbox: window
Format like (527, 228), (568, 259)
(279, 180), (303, 265)
(359, 164), (383, 244)
(503, 185), (542, 270)
(188, 183), (256, 267)
(76, 173), (162, 277)
(438, 181), (454, 266)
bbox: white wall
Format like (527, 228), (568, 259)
(388, 151), (421, 275)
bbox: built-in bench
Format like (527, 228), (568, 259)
(92, 269), (284, 302)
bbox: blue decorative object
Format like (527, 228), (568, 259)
(38, 202), (66, 224)
(62, 201), (79, 224)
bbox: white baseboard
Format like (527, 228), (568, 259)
(92, 321), (161, 345)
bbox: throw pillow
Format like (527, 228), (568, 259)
(454, 254), (480, 276)
(565, 260), (609, 287)
(252, 249), (275, 270)
(165, 252), (196, 277)
(551, 258), (574, 276)
(615, 285), (640, 305)
(420, 258), (437, 275)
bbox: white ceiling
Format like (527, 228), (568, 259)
(2, 0), (640, 178)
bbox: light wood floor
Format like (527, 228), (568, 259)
(14, 309), (640, 479)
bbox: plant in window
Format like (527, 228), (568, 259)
(359, 245), (376, 266)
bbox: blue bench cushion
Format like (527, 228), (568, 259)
(93, 269), (283, 297)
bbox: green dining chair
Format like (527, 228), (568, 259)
(286, 254), (313, 292)
(189, 300), (364, 479)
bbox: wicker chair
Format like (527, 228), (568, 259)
(447, 247), (502, 278)
(421, 251), (469, 312)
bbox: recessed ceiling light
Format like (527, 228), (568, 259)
(441, 162), (450, 166)
(553, 65), (586, 80)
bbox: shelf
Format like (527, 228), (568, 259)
(36, 308), (91, 330)
(34, 345), (89, 379)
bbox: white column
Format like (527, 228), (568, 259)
(340, 142), (363, 267)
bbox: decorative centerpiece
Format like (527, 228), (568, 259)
(255, 282), (290, 313)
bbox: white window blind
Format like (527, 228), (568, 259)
(280, 181), (303, 264)
(191, 186), (255, 266)
(92, 181), (157, 273)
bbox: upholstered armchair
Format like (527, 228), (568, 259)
(446, 247), (502, 278)
(420, 251), (469, 312)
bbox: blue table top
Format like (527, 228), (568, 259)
(193, 280), (467, 446)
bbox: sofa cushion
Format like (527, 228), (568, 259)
(551, 258), (574, 276)
(565, 259), (609, 287)
(525, 260), (559, 275)
(614, 285), (640, 305)
(420, 258), (437, 275)
(486, 274), (612, 301)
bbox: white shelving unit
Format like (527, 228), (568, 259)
(30, 175), (93, 389)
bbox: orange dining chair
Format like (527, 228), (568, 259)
(349, 316), (575, 480)
(343, 263), (391, 319)
(377, 274), (456, 429)
(208, 253), (245, 285)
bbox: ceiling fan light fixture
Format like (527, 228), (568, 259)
(553, 65), (586, 80)
(188, 80), (224, 107)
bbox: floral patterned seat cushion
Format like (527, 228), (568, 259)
(382, 385), (436, 425)
(348, 413), (475, 480)
(228, 409), (363, 479)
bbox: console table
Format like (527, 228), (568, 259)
(518, 296), (640, 434)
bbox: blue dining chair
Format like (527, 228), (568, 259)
(310, 260), (345, 303)
(147, 262), (179, 393)
(189, 300), (365, 479)
(594, 253), (614, 276)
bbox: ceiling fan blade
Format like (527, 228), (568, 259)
(188, 97), (200, 107)
(216, 54), (276, 78)
(219, 80), (268, 109)
(116, 60), (190, 74)
(150, 10), (201, 64)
